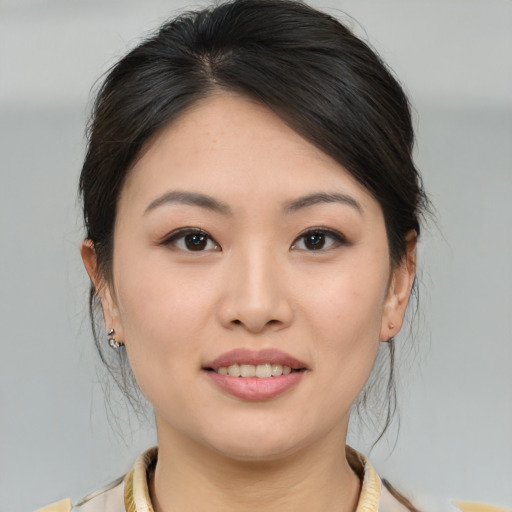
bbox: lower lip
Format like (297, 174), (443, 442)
(206, 371), (305, 401)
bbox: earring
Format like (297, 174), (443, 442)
(107, 328), (121, 349)
(382, 322), (395, 343)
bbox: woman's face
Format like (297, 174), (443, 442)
(86, 92), (415, 460)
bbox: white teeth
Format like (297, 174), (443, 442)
(240, 364), (256, 378)
(216, 363), (298, 378)
(271, 364), (282, 376)
(256, 363), (272, 378)
(228, 364), (241, 377)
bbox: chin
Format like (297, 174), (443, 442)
(200, 420), (316, 463)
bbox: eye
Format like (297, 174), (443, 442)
(291, 228), (346, 251)
(160, 228), (220, 252)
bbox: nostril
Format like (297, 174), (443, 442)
(231, 318), (280, 327)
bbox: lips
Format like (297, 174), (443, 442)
(203, 349), (308, 401)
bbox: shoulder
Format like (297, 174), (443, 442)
(36, 477), (125, 512)
(71, 476), (125, 512)
(346, 446), (417, 512)
(379, 482), (418, 512)
(36, 499), (72, 512)
(34, 447), (157, 512)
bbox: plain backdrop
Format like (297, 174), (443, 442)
(0, 1), (511, 511)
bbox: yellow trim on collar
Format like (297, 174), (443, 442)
(454, 502), (512, 512)
(124, 447), (157, 512)
(347, 447), (381, 512)
(36, 498), (72, 512)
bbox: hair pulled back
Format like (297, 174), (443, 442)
(80, 0), (428, 437)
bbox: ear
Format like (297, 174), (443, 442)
(380, 231), (417, 342)
(80, 240), (123, 340)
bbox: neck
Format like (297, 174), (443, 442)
(150, 423), (361, 512)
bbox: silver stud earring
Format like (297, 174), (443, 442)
(107, 328), (120, 349)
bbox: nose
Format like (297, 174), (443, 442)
(216, 248), (294, 334)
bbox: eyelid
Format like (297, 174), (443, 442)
(158, 227), (220, 251)
(291, 227), (348, 250)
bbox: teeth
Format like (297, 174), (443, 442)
(256, 363), (272, 378)
(240, 364), (256, 377)
(271, 364), (282, 377)
(228, 364), (241, 377)
(216, 363), (295, 378)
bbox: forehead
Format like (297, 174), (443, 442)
(120, 92), (380, 216)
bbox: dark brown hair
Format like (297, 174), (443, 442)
(80, 0), (428, 441)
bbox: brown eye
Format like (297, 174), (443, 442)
(161, 228), (220, 252)
(185, 233), (208, 251)
(304, 232), (326, 250)
(291, 228), (346, 251)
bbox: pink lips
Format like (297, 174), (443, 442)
(204, 349), (307, 401)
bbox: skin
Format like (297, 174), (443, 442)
(82, 92), (416, 512)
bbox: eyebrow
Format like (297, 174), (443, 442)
(284, 192), (363, 214)
(144, 191), (232, 216)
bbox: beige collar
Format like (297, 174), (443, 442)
(124, 446), (381, 512)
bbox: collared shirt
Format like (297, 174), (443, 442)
(38, 446), (413, 512)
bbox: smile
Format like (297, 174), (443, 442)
(204, 349), (308, 400)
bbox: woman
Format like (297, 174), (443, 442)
(41, 0), (427, 510)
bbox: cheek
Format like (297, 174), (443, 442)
(301, 255), (389, 338)
(111, 252), (219, 394)
(297, 254), (389, 392)
(114, 239), (217, 330)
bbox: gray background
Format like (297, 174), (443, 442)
(0, 1), (511, 511)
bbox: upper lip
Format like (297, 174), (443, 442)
(204, 348), (308, 371)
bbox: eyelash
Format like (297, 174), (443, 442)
(159, 227), (347, 252)
(291, 227), (347, 251)
(159, 228), (220, 252)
